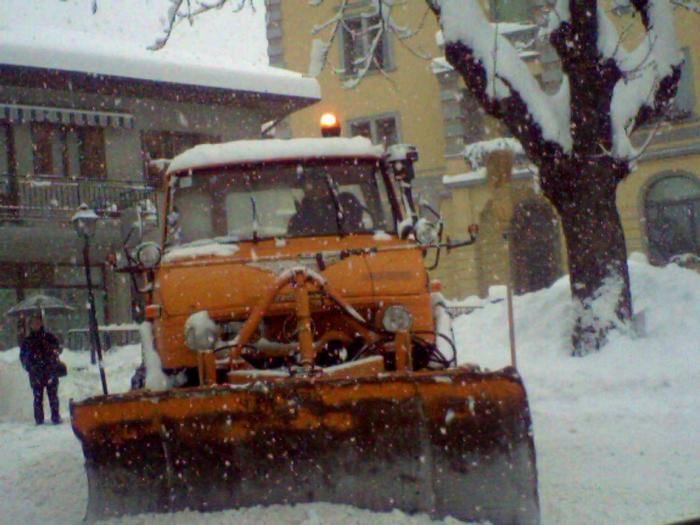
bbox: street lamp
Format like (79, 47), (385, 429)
(72, 204), (108, 395)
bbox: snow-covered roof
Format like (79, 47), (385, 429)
(0, 28), (320, 101)
(168, 137), (384, 174)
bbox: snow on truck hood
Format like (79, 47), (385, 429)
(167, 137), (385, 174)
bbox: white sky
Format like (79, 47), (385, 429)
(1, 0), (270, 70)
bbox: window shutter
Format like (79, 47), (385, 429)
(340, 18), (363, 76)
(350, 121), (372, 140)
(31, 123), (55, 176)
(79, 127), (106, 179)
(0, 125), (9, 176)
(672, 48), (695, 118)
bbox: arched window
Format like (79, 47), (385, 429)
(645, 174), (700, 263)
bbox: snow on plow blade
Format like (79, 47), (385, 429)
(71, 366), (539, 525)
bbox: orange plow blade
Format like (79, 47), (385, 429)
(71, 366), (539, 524)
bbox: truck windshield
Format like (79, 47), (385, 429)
(168, 159), (397, 246)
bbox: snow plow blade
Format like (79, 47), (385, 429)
(70, 366), (539, 525)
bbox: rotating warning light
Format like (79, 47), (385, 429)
(320, 113), (341, 137)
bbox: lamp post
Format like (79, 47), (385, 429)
(72, 204), (108, 395)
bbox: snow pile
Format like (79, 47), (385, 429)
(103, 504), (472, 525)
(454, 253), (700, 524)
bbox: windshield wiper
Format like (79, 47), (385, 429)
(250, 195), (259, 243)
(212, 235), (240, 245)
(324, 173), (346, 236)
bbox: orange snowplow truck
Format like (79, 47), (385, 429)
(70, 133), (539, 524)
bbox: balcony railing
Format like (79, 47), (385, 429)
(0, 175), (158, 222)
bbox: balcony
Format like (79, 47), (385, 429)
(0, 175), (157, 222)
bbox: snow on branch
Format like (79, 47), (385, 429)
(544, 0), (571, 35)
(606, 0), (683, 158)
(439, 0), (572, 153)
(463, 137), (523, 169)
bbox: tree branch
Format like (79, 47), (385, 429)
(628, 0), (684, 128)
(310, 0), (431, 88)
(437, 0), (571, 157)
(670, 0), (700, 13)
(148, 0), (254, 51)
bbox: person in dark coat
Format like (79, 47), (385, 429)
(19, 314), (63, 425)
(288, 175), (339, 236)
(337, 192), (366, 232)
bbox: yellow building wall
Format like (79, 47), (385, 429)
(278, 2), (700, 300)
(280, 2), (447, 179)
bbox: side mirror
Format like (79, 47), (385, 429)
(121, 200), (159, 249)
(415, 218), (439, 245)
(135, 242), (162, 269)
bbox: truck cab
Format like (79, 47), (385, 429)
(134, 136), (465, 384)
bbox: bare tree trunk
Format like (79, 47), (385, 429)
(542, 164), (633, 355)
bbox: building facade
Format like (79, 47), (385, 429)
(269, 0), (700, 299)
(0, 39), (318, 349)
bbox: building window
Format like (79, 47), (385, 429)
(142, 131), (218, 188)
(460, 89), (485, 145)
(348, 114), (400, 146)
(489, 0), (532, 22)
(0, 123), (16, 198)
(31, 123), (106, 178)
(142, 131), (217, 161)
(645, 174), (700, 263)
(1, 124), (10, 176)
(340, 13), (392, 76)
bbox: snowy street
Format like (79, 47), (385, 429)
(1, 255), (699, 525)
(1, 0), (698, 523)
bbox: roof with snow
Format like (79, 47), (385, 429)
(0, 28), (320, 102)
(168, 137), (384, 174)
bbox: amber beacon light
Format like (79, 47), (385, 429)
(320, 112), (341, 137)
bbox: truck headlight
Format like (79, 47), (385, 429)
(382, 305), (413, 332)
(184, 311), (220, 352)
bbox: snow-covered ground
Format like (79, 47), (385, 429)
(1, 254), (698, 524)
(454, 253), (700, 524)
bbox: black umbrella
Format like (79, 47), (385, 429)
(5, 294), (75, 318)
